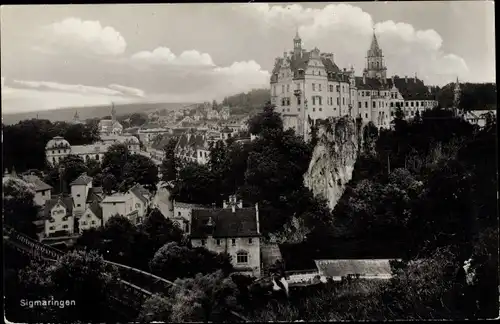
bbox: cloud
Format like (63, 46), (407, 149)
(131, 47), (215, 67)
(38, 17), (126, 56)
(12, 80), (145, 98)
(243, 3), (469, 85)
(108, 84), (145, 97)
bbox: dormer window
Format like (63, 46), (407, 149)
(231, 239), (236, 246)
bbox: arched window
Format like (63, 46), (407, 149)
(236, 251), (249, 264)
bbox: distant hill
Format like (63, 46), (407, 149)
(221, 88), (270, 115)
(436, 82), (497, 111)
(2, 102), (197, 125)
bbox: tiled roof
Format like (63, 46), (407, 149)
(190, 207), (260, 239)
(86, 187), (104, 204)
(127, 210), (139, 218)
(102, 194), (128, 203)
(175, 132), (208, 151)
(129, 184), (149, 204)
(221, 126), (232, 133)
(88, 201), (103, 219)
(314, 259), (394, 277)
(70, 173), (93, 186)
(355, 76), (386, 90)
(71, 144), (112, 155)
(22, 175), (52, 192)
(44, 195), (74, 219)
(174, 201), (208, 209)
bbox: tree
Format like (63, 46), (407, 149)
(18, 250), (120, 322)
(101, 143), (131, 180)
(169, 270), (241, 322)
(59, 155), (88, 190)
(139, 208), (184, 253)
(101, 215), (137, 264)
(247, 102), (283, 137)
(120, 154), (159, 193)
(102, 173), (118, 195)
(2, 177), (39, 238)
(129, 113), (148, 127)
(160, 137), (179, 183)
(171, 162), (215, 205)
(149, 242), (233, 280)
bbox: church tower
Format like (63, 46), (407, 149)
(453, 77), (461, 116)
(366, 28), (387, 80)
(293, 29), (302, 57)
(111, 102), (116, 122)
(73, 110), (81, 124)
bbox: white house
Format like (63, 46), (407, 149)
(171, 201), (208, 233)
(70, 173), (93, 218)
(101, 194), (134, 225)
(78, 201), (103, 232)
(22, 174), (53, 206)
(44, 196), (75, 237)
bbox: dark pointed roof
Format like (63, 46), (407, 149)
(191, 207), (260, 239)
(129, 183), (149, 204)
(86, 187), (104, 204)
(88, 201), (103, 219)
(368, 29), (382, 57)
(44, 195), (74, 219)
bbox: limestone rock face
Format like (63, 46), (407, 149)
(304, 117), (364, 211)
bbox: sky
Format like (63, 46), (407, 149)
(1, 2), (495, 114)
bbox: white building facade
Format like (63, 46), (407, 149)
(270, 31), (439, 140)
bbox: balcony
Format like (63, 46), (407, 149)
(294, 89), (302, 97)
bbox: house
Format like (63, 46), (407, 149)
(171, 201), (207, 233)
(44, 195), (75, 237)
(99, 104), (123, 135)
(101, 193), (134, 225)
(70, 173), (93, 218)
(190, 195), (262, 277)
(314, 259), (396, 281)
(22, 174), (52, 206)
(463, 109), (496, 128)
(78, 201), (103, 232)
(128, 183), (152, 221)
(220, 106), (230, 120)
(220, 126), (236, 141)
(137, 124), (170, 145)
(174, 131), (211, 165)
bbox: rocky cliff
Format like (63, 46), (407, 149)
(304, 116), (364, 210)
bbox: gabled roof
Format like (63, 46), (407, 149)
(70, 173), (93, 186)
(22, 175), (52, 192)
(315, 259), (394, 277)
(102, 194), (128, 203)
(190, 207), (259, 239)
(129, 183), (149, 204)
(355, 76), (387, 90)
(86, 187), (104, 204)
(174, 201), (208, 209)
(88, 201), (103, 219)
(44, 195), (74, 219)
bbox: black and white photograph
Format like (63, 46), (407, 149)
(2, 2), (498, 322)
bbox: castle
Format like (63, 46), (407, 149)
(270, 29), (439, 140)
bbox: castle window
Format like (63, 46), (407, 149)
(319, 84), (322, 92)
(249, 238), (253, 244)
(365, 113), (368, 118)
(411, 102), (414, 107)
(337, 98), (340, 105)
(91, 221), (96, 225)
(297, 97), (301, 105)
(312, 108), (316, 112)
(318, 97), (322, 105)
(312, 84), (316, 91)
(416, 102), (419, 107)
(282, 85), (285, 93)
(312, 97), (316, 105)
(390, 102), (394, 107)
(358, 102), (361, 109)
(63, 225), (68, 229)
(216, 239), (221, 246)
(237, 251), (249, 264)
(336, 85), (340, 92)
(343, 98), (345, 105)
(201, 239), (206, 246)
(49, 226), (55, 230)
(319, 107), (322, 111)
(329, 85), (333, 92)
(286, 85), (290, 93)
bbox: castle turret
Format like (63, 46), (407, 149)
(293, 29), (302, 57)
(366, 28), (387, 80)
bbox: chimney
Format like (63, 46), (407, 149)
(222, 200), (228, 208)
(4, 168), (8, 176)
(255, 203), (260, 234)
(405, 75), (408, 83)
(232, 205), (236, 213)
(237, 199), (243, 208)
(363, 74), (366, 84)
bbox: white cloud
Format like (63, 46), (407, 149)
(12, 80), (145, 98)
(243, 3), (469, 85)
(212, 60), (270, 96)
(39, 17), (126, 56)
(131, 47), (215, 66)
(108, 84), (145, 97)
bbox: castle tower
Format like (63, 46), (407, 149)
(366, 28), (387, 80)
(293, 28), (302, 57)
